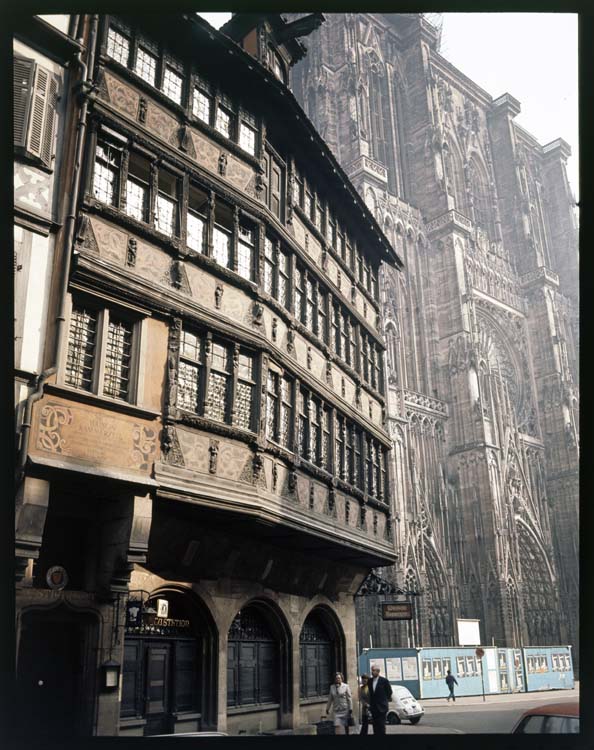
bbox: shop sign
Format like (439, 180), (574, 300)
(381, 601), (413, 620)
(126, 600), (143, 627)
(153, 618), (190, 628)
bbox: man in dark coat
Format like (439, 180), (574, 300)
(368, 665), (393, 735)
(445, 670), (459, 702)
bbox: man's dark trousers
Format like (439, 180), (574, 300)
(370, 708), (387, 735)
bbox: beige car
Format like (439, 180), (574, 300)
(386, 685), (424, 725)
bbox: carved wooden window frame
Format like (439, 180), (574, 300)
(105, 18), (187, 109)
(60, 293), (145, 405)
(176, 325), (258, 435)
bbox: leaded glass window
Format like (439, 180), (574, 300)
(233, 352), (254, 430)
(93, 141), (121, 206)
(205, 342), (230, 423)
(106, 26), (130, 66)
(314, 202), (323, 231)
(66, 302), (139, 403)
(305, 278), (315, 332)
(309, 396), (320, 466)
(239, 121), (256, 155)
(193, 88), (211, 124)
(335, 415), (345, 481)
(367, 438), (377, 497)
(155, 169), (178, 237)
(340, 312), (348, 364)
(187, 183), (208, 253)
(369, 345), (377, 389)
(177, 329), (201, 412)
(155, 193), (176, 236)
(264, 237), (290, 309)
(187, 211), (205, 253)
(298, 389), (308, 458)
(103, 316), (133, 400)
(213, 226), (231, 268)
(349, 323), (358, 371)
(264, 237), (275, 296)
(126, 152), (150, 223)
(265, 370), (292, 447)
(126, 178), (147, 222)
(266, 370), (279, 441)
(361, 333), (370, 383)
(304, 190), (312, 218)
(65, 306), (97, 391)
(134, 46), (157, 86)
(378, 447), (386, 501)
(350, 425), (362, 488)
(332, 303), (341, 357)
(215, 106), (231, 138)
(322, 407), (331, 472)
(278, 249), (289, 309)
(162, 65), (183, 104)
(345, 422), (354, 483)
(318, 290), (328, 343)
(237, 225), (254, 281)
(294, 266), (305, 324)
(345, 238), (353, 269)
(279, 376), (292, 448)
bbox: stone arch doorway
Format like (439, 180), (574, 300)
(299, 606), (346, 701)
(16, 603), (99, 737)
(226, 599), (292, 733)
(120, 586), (218, 736)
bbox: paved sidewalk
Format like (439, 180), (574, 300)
(421, 682), (579, 708)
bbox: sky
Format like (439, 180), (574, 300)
(198, 12), (578, 200)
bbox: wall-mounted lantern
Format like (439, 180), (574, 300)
(101, 660), (121, 691)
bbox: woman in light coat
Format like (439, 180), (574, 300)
(325, 672), (353, 735)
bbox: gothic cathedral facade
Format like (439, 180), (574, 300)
(292, 14), (578, 662)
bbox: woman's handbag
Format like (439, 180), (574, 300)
(347, 712), (356, 727)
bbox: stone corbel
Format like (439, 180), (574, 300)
(15, 477), (50, 582)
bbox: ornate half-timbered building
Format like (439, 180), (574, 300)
(14, 13), (402, 737)
(292, 13), (578, 665)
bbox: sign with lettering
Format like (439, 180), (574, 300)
(32, 396), (158, 474)
(381, 601), (413, 620)
(153, 618), (190, 628)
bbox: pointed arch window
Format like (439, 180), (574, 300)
(469, 159), (496, 239)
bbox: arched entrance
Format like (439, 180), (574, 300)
(16, 604), (98, 737)
(120, 587), (217, 736)
(226, 600), (291, 732)
(299, 607), (345, 700)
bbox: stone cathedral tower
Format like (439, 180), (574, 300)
(291, 13), (578, 662)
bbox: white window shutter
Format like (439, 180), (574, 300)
(13, 56), (35, 148)
(26, 65), (49, 159)
(41, 76), (58, 167)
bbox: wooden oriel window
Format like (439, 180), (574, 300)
(177, 329), (256, 433)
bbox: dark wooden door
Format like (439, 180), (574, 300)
(16, 618), (89, 736)
(144, 643), (172, 736)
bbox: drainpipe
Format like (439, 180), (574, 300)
(16, 14), (99, 483)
